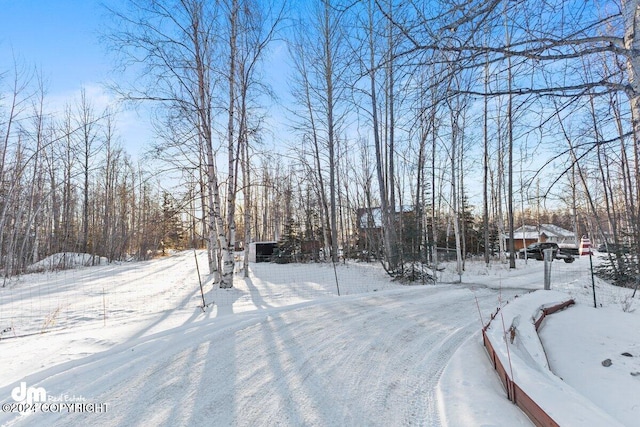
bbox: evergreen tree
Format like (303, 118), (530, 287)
(276, 217), (301, 264)
(460, 193), (478, 255)
(161, 192), (185, 253)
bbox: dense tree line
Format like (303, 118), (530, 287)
(3, 0), (637, 287)
(0, 70), (170, 279)
(275, 0), (638, 283)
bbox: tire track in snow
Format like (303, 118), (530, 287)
(202, 287), (516, 426)
(0, 286), (519, 427)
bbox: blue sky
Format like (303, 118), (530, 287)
(0, 0), (291, 158)
(0, 0), (109, 92)
(0, 0), (162, 156)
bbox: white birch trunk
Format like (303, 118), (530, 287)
(623, 0), (640, 157)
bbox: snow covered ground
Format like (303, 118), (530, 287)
(0, 251), (638, 426)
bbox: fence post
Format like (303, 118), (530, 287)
(543, 248), (553, 290)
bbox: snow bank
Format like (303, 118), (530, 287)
(27, 253), (109, 272)
(539, 305), (640, 426)
(485, 290), (624, 426)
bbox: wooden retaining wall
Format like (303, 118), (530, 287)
(482, 299), (574, 427)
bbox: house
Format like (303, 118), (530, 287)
(357, 206), (416, 229)
(504, 224), (576, 251)
(356, 206), (419, 258)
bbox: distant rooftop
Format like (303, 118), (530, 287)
(508, 224), (575, 241)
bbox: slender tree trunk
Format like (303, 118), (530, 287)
(483, 56), (490, 266)
(449, 100), (463, 281)
(623, 0), (640, 267)
(242, 132), (251, 276)
(505, 12), (516, 269)
(323, 0), (339, 263)
(386, 0), (396, 265)
(367, 0), (397, 271)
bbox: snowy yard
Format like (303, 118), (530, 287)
(0, 251), (638, 426)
